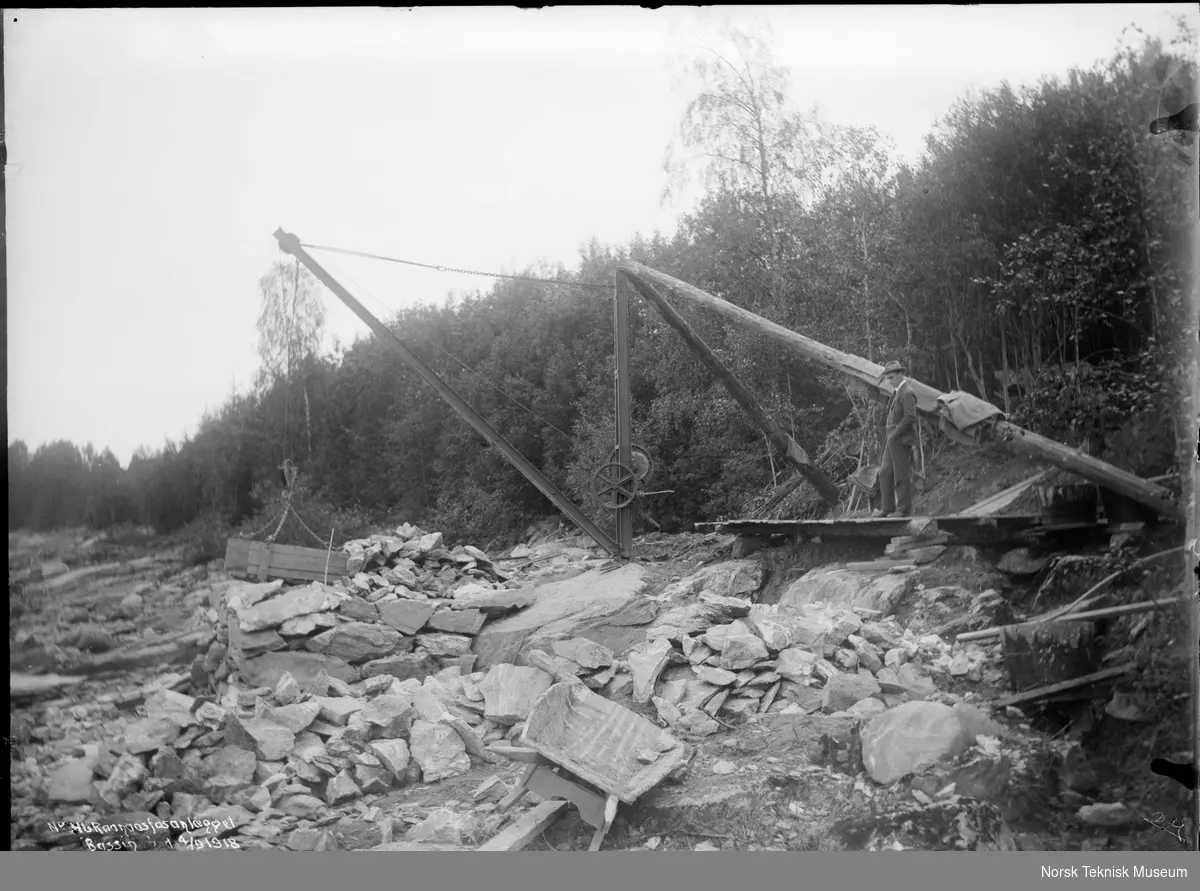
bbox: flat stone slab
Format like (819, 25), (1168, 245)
(234, 584), (339, 632)
(449, 588), (537, 615)
(238, 652), (359, 688)
(378, 601), (437, 635)
(426, 608), (486, 635)
(472, 565), (648, 669)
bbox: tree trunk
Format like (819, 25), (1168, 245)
(860, 220), (874, 362)
(304, 387), (313, 461)
(999, 318), (1012, 416)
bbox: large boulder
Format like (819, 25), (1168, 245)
(472, 565), (647, 669)
(779, 568), (911, 615)
(861, 701), (971, 784)
(656, 560), (763, 601)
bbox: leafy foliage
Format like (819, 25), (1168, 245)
(8, 23), (1196, 545)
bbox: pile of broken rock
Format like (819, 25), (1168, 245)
(208, 524), (545, 696)
(14, 644), (581, 851)
(11, 524), (586, 852)
(610, 588), (1008, 790)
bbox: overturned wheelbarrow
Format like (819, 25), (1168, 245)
(492, 681), (688, 851)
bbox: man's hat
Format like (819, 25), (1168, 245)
(877, 360), (906, 382)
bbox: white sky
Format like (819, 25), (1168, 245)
(6, 5), (1196, 467)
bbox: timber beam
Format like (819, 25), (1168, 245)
(620, 262), (1182, 523)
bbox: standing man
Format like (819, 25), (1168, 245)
(875, 360), (918, 518)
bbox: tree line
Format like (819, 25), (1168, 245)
(9, 22), (1196, 550)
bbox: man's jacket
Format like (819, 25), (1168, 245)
(886, 379), (919, 446)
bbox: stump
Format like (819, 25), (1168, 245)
(1000, 621), (1100, 692)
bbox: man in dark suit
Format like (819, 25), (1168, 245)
(875, 360), (918, 518)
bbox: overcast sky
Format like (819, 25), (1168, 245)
(6, 5), (1195, 467)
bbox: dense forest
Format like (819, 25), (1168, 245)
(9, 24), (1197, 551)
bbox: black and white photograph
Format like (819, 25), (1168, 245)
(5, 5), (1199, 872)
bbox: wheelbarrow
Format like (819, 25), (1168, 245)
(492, 681), (688, 851)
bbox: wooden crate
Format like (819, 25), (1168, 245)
(224, 538), (348, 584)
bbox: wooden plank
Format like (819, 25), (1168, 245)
(991, 664), (1135, 709)
(959, 470), (1055, 517)
(496, 764), (536, 814)
(522, 682), (687, 804)
(886, 532), (950, 554)
(490, 745), (551, 765)
(225, 539), (348, 570)
(55, 630), (210, 677)
(620, 263), (1181, 522)
(624, 271), (840, 506)
(477, 800), (568, 851)
(11, 672), (87, 699)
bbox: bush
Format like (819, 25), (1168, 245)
(1011, 355), (1173, 469)
(425, 481), (529, 548)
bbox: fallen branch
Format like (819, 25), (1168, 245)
(1042, 597), (1190, 624)
(1041, 546), (1187, 621)
(955, 546), (1188, 642)
(991, 663), (1135, 709)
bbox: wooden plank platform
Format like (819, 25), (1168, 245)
(694, 514), (1108, 544)
(224, 539), (348, 584)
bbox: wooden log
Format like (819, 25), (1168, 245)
(991, 664), (1135, 709)
(55, 630), (211, 677)
(11, 672), (87, 699)
(623, 271), (840, 507)
(1000, 622), (1100, 692)
(955, 597), (1108, 643)
(620, 263), (1181, 522)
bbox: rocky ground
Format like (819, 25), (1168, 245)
(8, 497), (1193, 853)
